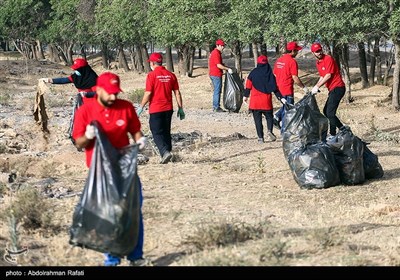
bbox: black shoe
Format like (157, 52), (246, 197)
(273, 118), (281, 130)
(213, 107), (226, 113)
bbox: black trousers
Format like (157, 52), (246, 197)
(323, 86), (345, 135)
(252, 109), (273, 139)
(149, 110), (173, 157)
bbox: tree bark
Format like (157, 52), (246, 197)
(135, 44), (144, 73)
(101, 43), (109, 70)
(165, 46), (174, 72)
(375, 37), (383, 85)
(337, 44), (352, 103)
(36, 40), (45, 60)
(118, 45), (130, 72)
(252, 42), (259, 67)
(358, 42), (369, 88)
(140, 43), (150, 73)
(392, 40), (400, 109)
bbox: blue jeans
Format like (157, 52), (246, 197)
(104, 177), (144, 266)
(274, 95), (294, 133)
(210, 76), (222, 110)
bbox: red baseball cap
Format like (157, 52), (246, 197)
(286, 41), (302, 51)
(257, 55), (268, 64)
(216, 39), (225, 46)
(147, 52), (163, 63)
(311, 42), (322, 52)
(71, 58), (88, 70)
(96, 72), (123, 95)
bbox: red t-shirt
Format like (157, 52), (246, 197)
(72, 97), (141, 167)
(273, 54), (298, 96)
(145, 66), (179, 114)
(245, 78), (273, 110)
(209, 48), (223, 77)
(316, 54), (345, 91)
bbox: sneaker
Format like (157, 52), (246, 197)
(267, 131), (277, 142)
(129, 257), (153, 267)
(258, 138), (264, 144)
(273, 118), (281, 130)
(160, 151), (172, 164)
(213, 107), (226, 113)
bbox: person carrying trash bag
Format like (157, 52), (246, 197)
(39, 57), (98, 144)
(71, 72), (150, 266)
(273, 41), (309, 133)
(244, 55), (286, 143)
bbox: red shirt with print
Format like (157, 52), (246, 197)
(245, 78), (273, 111)
(273, 54), (298, 96)
(209, 48), (223, 77)
(145, 66), (179, 114)
(316, 54), (345, 91)
(72, 97), (141, 167)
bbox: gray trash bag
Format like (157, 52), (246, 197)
(282, 93), (328, 158)
(223, 72), (244, 113)
(358, 138), (384, 179)
(69, 120), (140, 257)
(326, 127), (365, 185)
(288, 143), (341, 189)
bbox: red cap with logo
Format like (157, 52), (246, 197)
(147, 52), (163, 63)
(71, 58), (88, 70)
(257, 55), (268, 64)
(96, 72), (123, 95)
(286, 41), (302, 51)
(311, 42), (322, 52)
(216, 39), (225, 46)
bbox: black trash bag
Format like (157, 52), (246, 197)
(359, 139), (384, 179)
(69, 120), (141, 257)
(326, 127), (365, 185)
(288, 143), (341, 189)
(223, 72), (244, 113)
(282, 93), (328, 158)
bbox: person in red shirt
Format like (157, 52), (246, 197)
(273, 41), (308, 132)
(244, 55), (284, 143)
(208, 39), (232, 112)
(40, 58), (98, 101)
(72, 72), (149, 266)
(310, 42), (346, 139)
(137, 52), (184, 164)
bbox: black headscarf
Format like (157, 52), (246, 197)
(71, 65), (98, 90)
(247, 63), (277, 94)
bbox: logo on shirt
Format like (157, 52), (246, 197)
(322, 67), (326, 71)
(116, 119), (125, 126)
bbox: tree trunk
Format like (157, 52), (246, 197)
(177, 44), (190, 77)
(252, 42), (258, 67)
(383, 45), (395, 86)
(101, 43), (109, 70)
(231, 41), (242, 76)
(36, 40), (45, 60)
(392, 40), (400, 109)
(48, 44), (60, 62)
(375, 37), (383, 85)
(118, 45), (130, 71)
(248, 43), (253, 58)
(188, 46), (195, 77)
(135, 44), (144, 73)
(260, 43), (267, 56)
(198, 48), (202, 59)
(357, 42), (369, 88)
(369, 38), (376, 85)
(140, 43), (150, 73)
(337, 44), (352, 103)
(129, 47), (138, 73)
(165, 46), (174, 72)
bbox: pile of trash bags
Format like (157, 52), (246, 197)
(282, 93), (383, 189)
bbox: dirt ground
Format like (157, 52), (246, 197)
(0, 50), (399, 267)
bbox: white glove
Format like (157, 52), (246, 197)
(85, 125), (95, 140)
(227, 68), (233, 74)
(137, 136), (147, 151)
(303, 87), (309, 94)
(311, 85), (319, 95)
(281, 98), (287, 105)
(39, 78), (51, 83)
